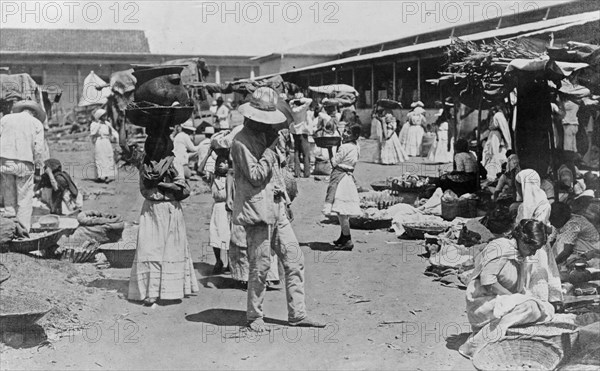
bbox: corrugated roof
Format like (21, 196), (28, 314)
(268, 11), (599, 77)
(0, 28), (150, 54)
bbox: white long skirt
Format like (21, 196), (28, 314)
(128, 200), (199, 301)
(380, 133), (408, 165)
(405, 125), (425, 156)
(427, 137), (454, 163)
(93, 137), (117, 180)
(209, 202), (230, 250)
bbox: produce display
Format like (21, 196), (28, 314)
(359, 190), (403, 210)
(390, 173), (430, 189)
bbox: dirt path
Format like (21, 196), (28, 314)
(1, 139), (473, 370)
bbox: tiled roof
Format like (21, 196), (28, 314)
(0, 28), (150, 54)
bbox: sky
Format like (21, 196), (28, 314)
(0, 0), (573, 56)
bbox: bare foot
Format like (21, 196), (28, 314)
(247, 318), (267, 333)
(288, 317), (326, 328)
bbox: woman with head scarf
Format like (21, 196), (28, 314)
(482, 105), (511, 181)
(124, 124), (198, 306)
(35, 158), (82, 215)
(514, 169), (563, 305)
(515, 169), (551, 224)
(90, 108), (119, 183)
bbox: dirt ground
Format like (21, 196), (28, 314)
(1, 137), (474, 371)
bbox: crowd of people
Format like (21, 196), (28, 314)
(1, 86), (598, 340)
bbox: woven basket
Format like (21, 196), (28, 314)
(6, 229), (67, 254)
(506, 322), (579, 356)
(403, 223), (448, 239)
(370, 181), (392, 191)
(349, 217), (392, 230)
(101, 248), (136, 268)
(0, 296), (52, 331)
(473, 338), (562, 371)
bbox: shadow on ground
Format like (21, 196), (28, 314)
(185, 309), (287, 327)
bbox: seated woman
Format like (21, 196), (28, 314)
(460, 219), (555, 358)
(549, 202), (600, 271)
(35, 158), (82, 215)
(439, 139), (479, 195)
(493, 154), (520, 206)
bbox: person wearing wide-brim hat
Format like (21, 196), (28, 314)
(90, 108), (119, 183)
(232, 86), (325, 332)
(173, 119), (201, 179)
(0, 100), (46, 230)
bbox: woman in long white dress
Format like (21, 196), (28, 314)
(90, 109), (118, 183)
(405, 106), (426, 156)
(426, 111), (453, 163)
(482, 105), (511, 181)
(380, 113), (408, 164)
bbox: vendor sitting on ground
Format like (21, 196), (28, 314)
(549, 202), (600, 270)
(460, 219), (555, 358)
(439, 138), (480, 195)
(35, 158), (82, 215)
(556, 151), (585, 202)
(493, 154), (520, 206)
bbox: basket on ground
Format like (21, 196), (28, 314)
(101, 248), (136, 268)
(349, 216), (392, 230)
(6, 229), (68, 254)
(505, 322), (579, 356)
(402, 223), (448, 239)
(441, 198), (478, 220)
(0, 296), (52, 331)
(472, 338), (562, 371)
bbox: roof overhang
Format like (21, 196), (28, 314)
(261, 10), (599, 78)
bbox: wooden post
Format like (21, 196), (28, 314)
(417, 58), (421, 101)
(370, 65), (375, 106)
(476, 97), (483, 190)
(392, 62), (397, 101)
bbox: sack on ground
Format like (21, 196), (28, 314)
(69, 210), (125, 244)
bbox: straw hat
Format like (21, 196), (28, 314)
(12, 100), (46, 123)
(180, 119), (195, 132)
(93, 108), (107, 121)
(237, 87), (286, 124)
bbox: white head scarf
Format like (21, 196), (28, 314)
(515, 169), (549, 222)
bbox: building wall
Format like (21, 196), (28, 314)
(258, 55), (335, 76)
(2, 57), (255, 123)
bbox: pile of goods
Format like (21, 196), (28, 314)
(402, 222), (449, 239)
(391, 173), (430, 189)
(125, 65), (194, 128)
(359, 190), (403, 210)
